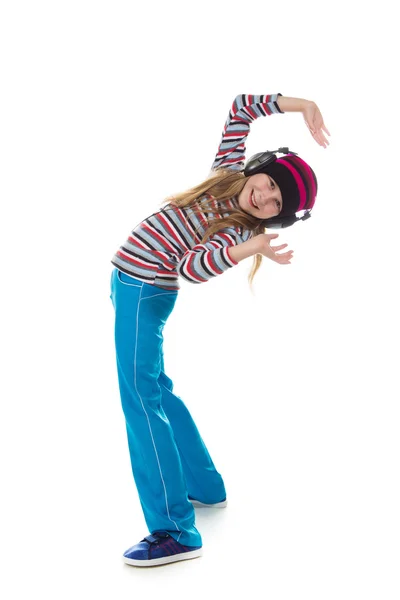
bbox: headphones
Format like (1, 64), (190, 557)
(244, 147), (312, 229)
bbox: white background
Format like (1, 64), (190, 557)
(1, 1), (399, 598)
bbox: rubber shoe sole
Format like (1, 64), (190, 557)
(123, 548), (203, 567)
(189, 498), (227, 508)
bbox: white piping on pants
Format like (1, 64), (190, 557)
(133, 286), (182, 541)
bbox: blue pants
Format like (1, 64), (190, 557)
(110, 268), (226, 546)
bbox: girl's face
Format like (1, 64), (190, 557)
(238, 173), (283, 219)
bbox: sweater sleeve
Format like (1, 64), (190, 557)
(176, 227), (251, 284)
(211, 93), (284, 172)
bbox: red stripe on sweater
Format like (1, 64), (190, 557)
(246, 105), (257, 119)
(157, 269), (178, 276)
(205, 251), (223, 275)
(222, 128), (248, 136)
(150, 250), (177, 270)
(192, 207), (209, 230)
(116, 251), (158, 270)
(184, 255), (207, 282)
(158, 212), (185, 248)
(128, 235), (151, 250)
(262, 101), (272, 116)
(142, 223), (177, 252)
(216, 146), (245, 156)
(217, 232), (235, 245)
(176, 207), (199, 243)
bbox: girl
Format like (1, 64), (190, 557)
(110, 92), (330, 567)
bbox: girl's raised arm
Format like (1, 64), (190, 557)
(211, 93), (284, 172)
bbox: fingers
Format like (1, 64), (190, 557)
(274, 249), (294, 264)
(322, 123), (331, 136)
(260, 234), (294, 263)
(305, 121), (315, 135)
(271, 243), (288, 251)
(304, 108), (331, 148)
(311, 128), (330, 148)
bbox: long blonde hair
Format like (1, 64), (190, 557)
(160, 168), (267, 288)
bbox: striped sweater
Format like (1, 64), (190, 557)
(111, 93), (283, 290)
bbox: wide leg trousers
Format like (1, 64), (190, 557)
(110, 268), (226, 546)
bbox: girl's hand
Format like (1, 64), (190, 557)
(302, 101), (331, 148)
(257, 233), (293, 265)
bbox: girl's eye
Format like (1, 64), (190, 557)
(270, 178), (281, 210)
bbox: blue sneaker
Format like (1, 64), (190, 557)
(189, 497), (227, 508)
(123, 532), (202, 567)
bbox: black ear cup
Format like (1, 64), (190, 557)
(263, 211), (311, 229)
(244, 151), (277, 177)
(244, 147), (297, 177)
